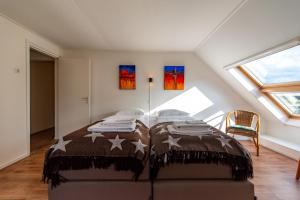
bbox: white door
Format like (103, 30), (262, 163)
(58, 58), (90, 137)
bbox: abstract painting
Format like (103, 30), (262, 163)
(164, 66), (184, 90)
(119, 65), (136, 89)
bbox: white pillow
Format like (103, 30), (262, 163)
(116, 108), (145, 116)
(157, 109), (190, 117)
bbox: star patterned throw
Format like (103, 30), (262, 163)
(150, 145), (156, 155)
(158, 128), (168, 134)
(198, 134), (206, 140)
(216, 136), (233, 149)
(156, 124), (164, 129)
(84, 132), (104, 143)
(198, 130), (213, 140)
(132, 139), (147, 154)
(135, 129), (142, 136)
(108, 135), (125, 151)
(50, 138), (72, 153)
(162, 135), (181, 150)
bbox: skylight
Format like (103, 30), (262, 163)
(242, 45), (300, 85)
(272, 92), (300, 115)
(237, 42), (300, 119)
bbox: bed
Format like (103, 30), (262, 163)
(149, 109), (255, 200)
(43, 109), (151, 200)
(43, 109), (255, 200)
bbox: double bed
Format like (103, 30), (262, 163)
(43, 109), (255, 200)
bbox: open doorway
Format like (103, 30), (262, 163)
(30, 49), (55, 153)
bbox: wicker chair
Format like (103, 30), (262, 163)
(225, 110), (260, 156)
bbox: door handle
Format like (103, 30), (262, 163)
(81, 97), (89, 104)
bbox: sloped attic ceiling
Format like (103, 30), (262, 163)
(196, 0), (300, 144)
(0, 0), (244, 51)
(1, 0), (299, 143)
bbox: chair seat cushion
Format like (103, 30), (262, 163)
(230, 125), (255, 131)
(226, 125), (257, 136)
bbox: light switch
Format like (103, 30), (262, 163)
(13, 68), (20, 74)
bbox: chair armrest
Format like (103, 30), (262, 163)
(255, 114), (260, 133)
(225, 111), (234, 130)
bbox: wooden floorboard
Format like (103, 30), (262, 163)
(30, 128), (55, 153)
(0, 137), (299, 200)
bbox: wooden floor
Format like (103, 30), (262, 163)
(0, 138), (299, 200)
(30, 128), (55, 153)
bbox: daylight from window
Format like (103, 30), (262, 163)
(237, 43), (300, 118)
(272, 92), (300, 115)
(243, 45), (300, 84)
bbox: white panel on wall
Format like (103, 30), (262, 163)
(58, 58), (90, 137)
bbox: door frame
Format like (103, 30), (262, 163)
(25, 40), (60, 155)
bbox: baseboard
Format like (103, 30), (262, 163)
(0, 152), (29, 170)
(260, 135), (300, 160)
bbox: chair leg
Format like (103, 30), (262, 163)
(296, 159), (300, 180)
(252, 137), (259, 156)
(256, 141), (259, 156)
(252, 138), (257, 147)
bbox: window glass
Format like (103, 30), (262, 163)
(272, 92), (300, 115)
(242, 45), (300, 84)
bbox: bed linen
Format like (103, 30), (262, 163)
(153, 115), (194, 124)
(43, 120), (149, 187)
(150, 121), (253, 181)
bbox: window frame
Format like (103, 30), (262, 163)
(238, 65), (300, 120)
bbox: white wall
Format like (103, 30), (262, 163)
(196, 0), (300, 145)
(63, 50), (258, 132)
(0, 14), (61, 169)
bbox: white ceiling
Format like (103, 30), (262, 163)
(0, 0), (244, 51)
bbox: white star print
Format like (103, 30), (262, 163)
(162, 135), (181, 150)
(158, 128), (168, 134)
(156, 124), (164, 129)
(108, 135), (125, 151)
(84, 132), (104, 143)
(132, 139), (147, 154)
(217, 136), (233, 149)
(50, 138), (72, 153)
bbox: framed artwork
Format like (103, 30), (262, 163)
(119, 65), (136, 90)
(164, 66), (184, 90)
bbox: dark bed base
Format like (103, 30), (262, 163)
(49, 180), (254, 200)
(152, 180), (254, 200)
(49, 181), (151, 200)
